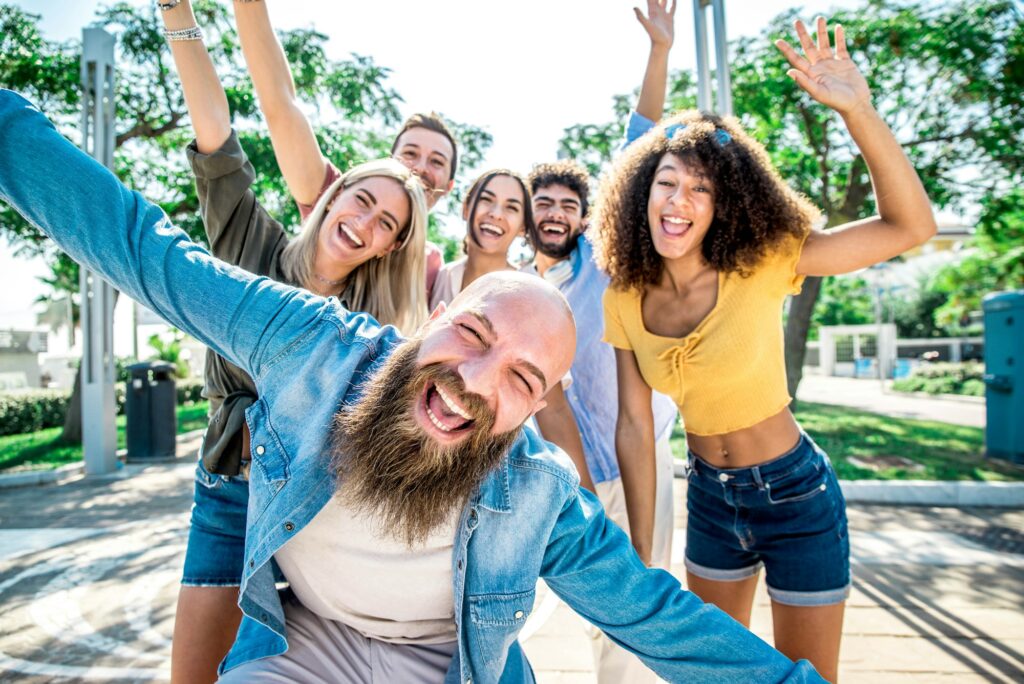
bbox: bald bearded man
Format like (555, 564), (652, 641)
(0, 91), (823, 684)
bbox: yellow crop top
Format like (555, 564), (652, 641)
(603, 235), (807, 436)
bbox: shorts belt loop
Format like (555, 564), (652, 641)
(752, 467), (765, 489)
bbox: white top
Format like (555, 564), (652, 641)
(274, 494), (459, 644)
(429, 257), (467, 311)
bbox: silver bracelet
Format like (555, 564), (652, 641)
(163, 25), (204, 42)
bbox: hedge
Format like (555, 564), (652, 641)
(0, 378), (207, 438)
(891, 361), (985, 397)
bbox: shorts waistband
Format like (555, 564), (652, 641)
(688, 432), (820, 486)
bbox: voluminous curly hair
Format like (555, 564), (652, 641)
(593, 110), (820, 291)
(528, 159), (592, 217)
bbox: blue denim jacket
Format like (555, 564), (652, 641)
(0, 91), (822, 684)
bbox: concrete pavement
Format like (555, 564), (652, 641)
(0, 438), (1021, 682)
(796, 374), (985, 428)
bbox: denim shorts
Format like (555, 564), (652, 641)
(685, 432), (850, 607)
(180, 457), (250, 587)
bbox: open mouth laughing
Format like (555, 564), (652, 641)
(661, 215), (693, 237)
(419, 380), (476, 440)
(337, 221), (366, 249)
(477, 222), (506, 239)
(538, 220), (570, 240)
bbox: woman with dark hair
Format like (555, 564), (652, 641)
(429, 169), (533, 309)
(158, 2), (427, 681)
(595, 18), (936, 681)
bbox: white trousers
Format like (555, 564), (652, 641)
(588, 427), (676, 683)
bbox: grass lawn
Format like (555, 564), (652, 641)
(670, 401), (1024, 482)
(0, 402), (210, 473)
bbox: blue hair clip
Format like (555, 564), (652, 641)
(664, 122), (732, 145)
(664, 122), (686, 139)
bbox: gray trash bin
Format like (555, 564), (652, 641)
(126, 361), (177, 462)
(983, 291), (1024, 464)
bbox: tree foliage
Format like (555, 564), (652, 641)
(932, 188), (1024, 325)
(557, 0), (1023, 395)
(0, 1), (490, 291)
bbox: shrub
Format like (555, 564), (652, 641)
(0, 389), (71, 437)
(891, 362), (985, 397)
(1, 377), (208, 437)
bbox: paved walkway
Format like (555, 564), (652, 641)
(0, 438), (1021, 682)
(796, 374), (986, 428)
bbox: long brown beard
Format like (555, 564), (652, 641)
(332, 339), (519, 546)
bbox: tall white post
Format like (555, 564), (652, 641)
(79, 27), (118, 475)
(693, 0), (732, 115)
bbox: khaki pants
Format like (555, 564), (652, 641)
(588, 427), (675, 683)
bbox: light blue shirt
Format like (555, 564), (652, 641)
(0, 91), (821, 684)
(524, 110), (676, 484)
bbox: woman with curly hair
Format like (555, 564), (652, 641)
(595, 17), (936, 681)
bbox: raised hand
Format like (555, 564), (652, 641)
(775, 17), (871, 116)
(635, 0), (676, 50)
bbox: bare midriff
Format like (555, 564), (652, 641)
(686, 407), (802, 469)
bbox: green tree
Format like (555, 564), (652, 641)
(0, 2), (491, 441)
(809, 275), (875, 339)
(933, 188), (1024, 326)
(147, 329), (191, 379)
(557, 0), (1023, 397)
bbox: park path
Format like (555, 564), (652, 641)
(796, 374), (986, 428)
(0, 433), (1021, 683)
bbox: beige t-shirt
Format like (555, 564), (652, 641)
(274, 495), (459, 644)
(429, 257), (467, 311)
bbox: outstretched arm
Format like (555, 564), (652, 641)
(541, 487), (824, 681)
(634, 0), (676, 123)
(232, 0), (330, 206)
(776, 17), (937, 276)
(160, 0), (231, 154)
(0, 91), (326, 380)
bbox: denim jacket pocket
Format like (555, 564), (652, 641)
(244, 399), (290, 484)
(468, 588), (536, 627)
(764, 459), (827, 505)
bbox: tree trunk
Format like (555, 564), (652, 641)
(785, 275), (824, 407)
(60, 366), (83, 444)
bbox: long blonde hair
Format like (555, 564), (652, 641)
(280, 158), (428, 334)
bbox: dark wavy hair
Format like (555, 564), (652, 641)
(593, 110), (819, 291)
(462, 169), (534, 252)
(528, 159), (592, 217)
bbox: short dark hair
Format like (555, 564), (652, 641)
(528, 159), (592, 217)
(391, 112), (459, 183)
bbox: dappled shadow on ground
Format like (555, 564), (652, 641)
(853, 563), (1024, 681)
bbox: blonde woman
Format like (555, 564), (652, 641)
(159, 2), (426, 681)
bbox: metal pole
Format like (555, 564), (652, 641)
(693, 0), (713, 111)
(711, 0), (733, 115)
(80, 26), (118, 475)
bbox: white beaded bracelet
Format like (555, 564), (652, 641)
(163, 26), (204, 42)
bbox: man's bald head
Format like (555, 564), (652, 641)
(416, 270), (577, 438)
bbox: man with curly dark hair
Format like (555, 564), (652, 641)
(521, 2), (682, 681)
(595, 17), (938, 682)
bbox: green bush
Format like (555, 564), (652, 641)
(0, 390), (70, 437)
(0, 377), (208, 437)
(891, 362), (985, 397)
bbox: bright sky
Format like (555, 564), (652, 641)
(1, 0), (846, 341)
